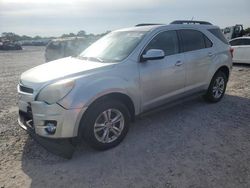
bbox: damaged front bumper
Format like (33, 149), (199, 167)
(17, 85), (86, 158)
(17, 83), (86, 138)
(18, 100), (84, 138)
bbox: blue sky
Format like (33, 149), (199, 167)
(0, 0), (249, 37)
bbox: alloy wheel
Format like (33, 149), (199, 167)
(94, 109), (125, 143)
(212, 77), (225, 98)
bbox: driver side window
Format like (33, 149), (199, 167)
(144, 30), (179, 56)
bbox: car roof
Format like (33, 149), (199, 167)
(115, 23), (219, 33)
(115, 25), (163, 32)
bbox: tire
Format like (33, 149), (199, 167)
(204, 71), (228, 103)
(80, 99), (130, 150)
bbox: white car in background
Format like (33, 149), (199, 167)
(229, 37), (250, 64)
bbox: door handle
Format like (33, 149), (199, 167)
(175, 61), (183, 66)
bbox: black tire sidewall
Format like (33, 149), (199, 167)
(80, 99), (130, 150)
(205, 71), (227, 102)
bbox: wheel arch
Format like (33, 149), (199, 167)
(204, 65), (229, 103)
(215, 65), (230, 80)
(206, 64), (230, 90)
(76, 92), (136, 137)
(87, 92), (136, 121)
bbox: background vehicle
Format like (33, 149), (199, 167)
(0, 40), (22, 50)
(229, 37), (250, 64)
(222, 25), (244, 40)
(45, 37), (97, 62)
(20, 39), (51, 46)
(18, 20), (232, 151)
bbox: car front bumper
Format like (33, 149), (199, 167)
(18, 89), (86, 138)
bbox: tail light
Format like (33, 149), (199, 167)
(230, 47), (234, 58)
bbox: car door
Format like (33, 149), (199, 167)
(139, 30), (186, 111)
(178, 29), (213, 91)
(240, 39), (250, 63)
(231, 38), (250, 63)
(230, 39), (244, 63)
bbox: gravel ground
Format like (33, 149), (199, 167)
(0, 46), (250, 188)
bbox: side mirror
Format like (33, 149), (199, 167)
(141, 49), (165, 62)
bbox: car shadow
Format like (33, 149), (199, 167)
(21, 94), (250, 187)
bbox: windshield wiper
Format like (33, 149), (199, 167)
(78, 56), (103, 62)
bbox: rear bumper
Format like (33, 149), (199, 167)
(18, 100), (86, 138)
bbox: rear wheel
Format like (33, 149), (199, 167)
(204, 71), (228, 102)
(80, 99), (130, 150)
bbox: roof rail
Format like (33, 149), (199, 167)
(170, 20), (212, 25)
(135, 23), (164, 27)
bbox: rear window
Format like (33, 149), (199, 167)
(230, 39), (242, 46)
(208, 28), (229, 44)
(179, 30), (206, 52)
(230, 39), (250, 46)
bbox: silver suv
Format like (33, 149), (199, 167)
(18, 20), (233, 150)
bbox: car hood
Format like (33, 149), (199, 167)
(20, 57), (114, 90)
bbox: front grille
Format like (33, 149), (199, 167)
(19, 85), (34, 94)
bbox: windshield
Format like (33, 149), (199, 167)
(79, 31), (147, 62)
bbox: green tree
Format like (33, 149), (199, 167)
(68, 33), (76, 37)
(244, 28), (250, 35)
(61, 32), (76, 38)
(77, 30), (86, 37)
(1, 32), (21, 41)
(33, 35), (42, 40)
(21, 35), (32, 40)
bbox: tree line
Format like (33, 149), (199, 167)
(1, 28), (249, 42)
(1, 30), (111, 42)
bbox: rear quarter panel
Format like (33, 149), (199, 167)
(201, 28), (232, 88)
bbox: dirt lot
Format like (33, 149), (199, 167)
(0, 46), (250, 188)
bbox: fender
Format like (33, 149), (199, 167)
(58, 75), (140, 137)
(59, 75), (140, 114)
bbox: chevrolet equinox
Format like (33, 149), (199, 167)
(18, 20), (233, 150)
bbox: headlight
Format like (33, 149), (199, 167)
(37, 79), (75, 104)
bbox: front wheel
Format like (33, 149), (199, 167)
(80, 99), (130, 150)
(204, 71), (228, 103)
